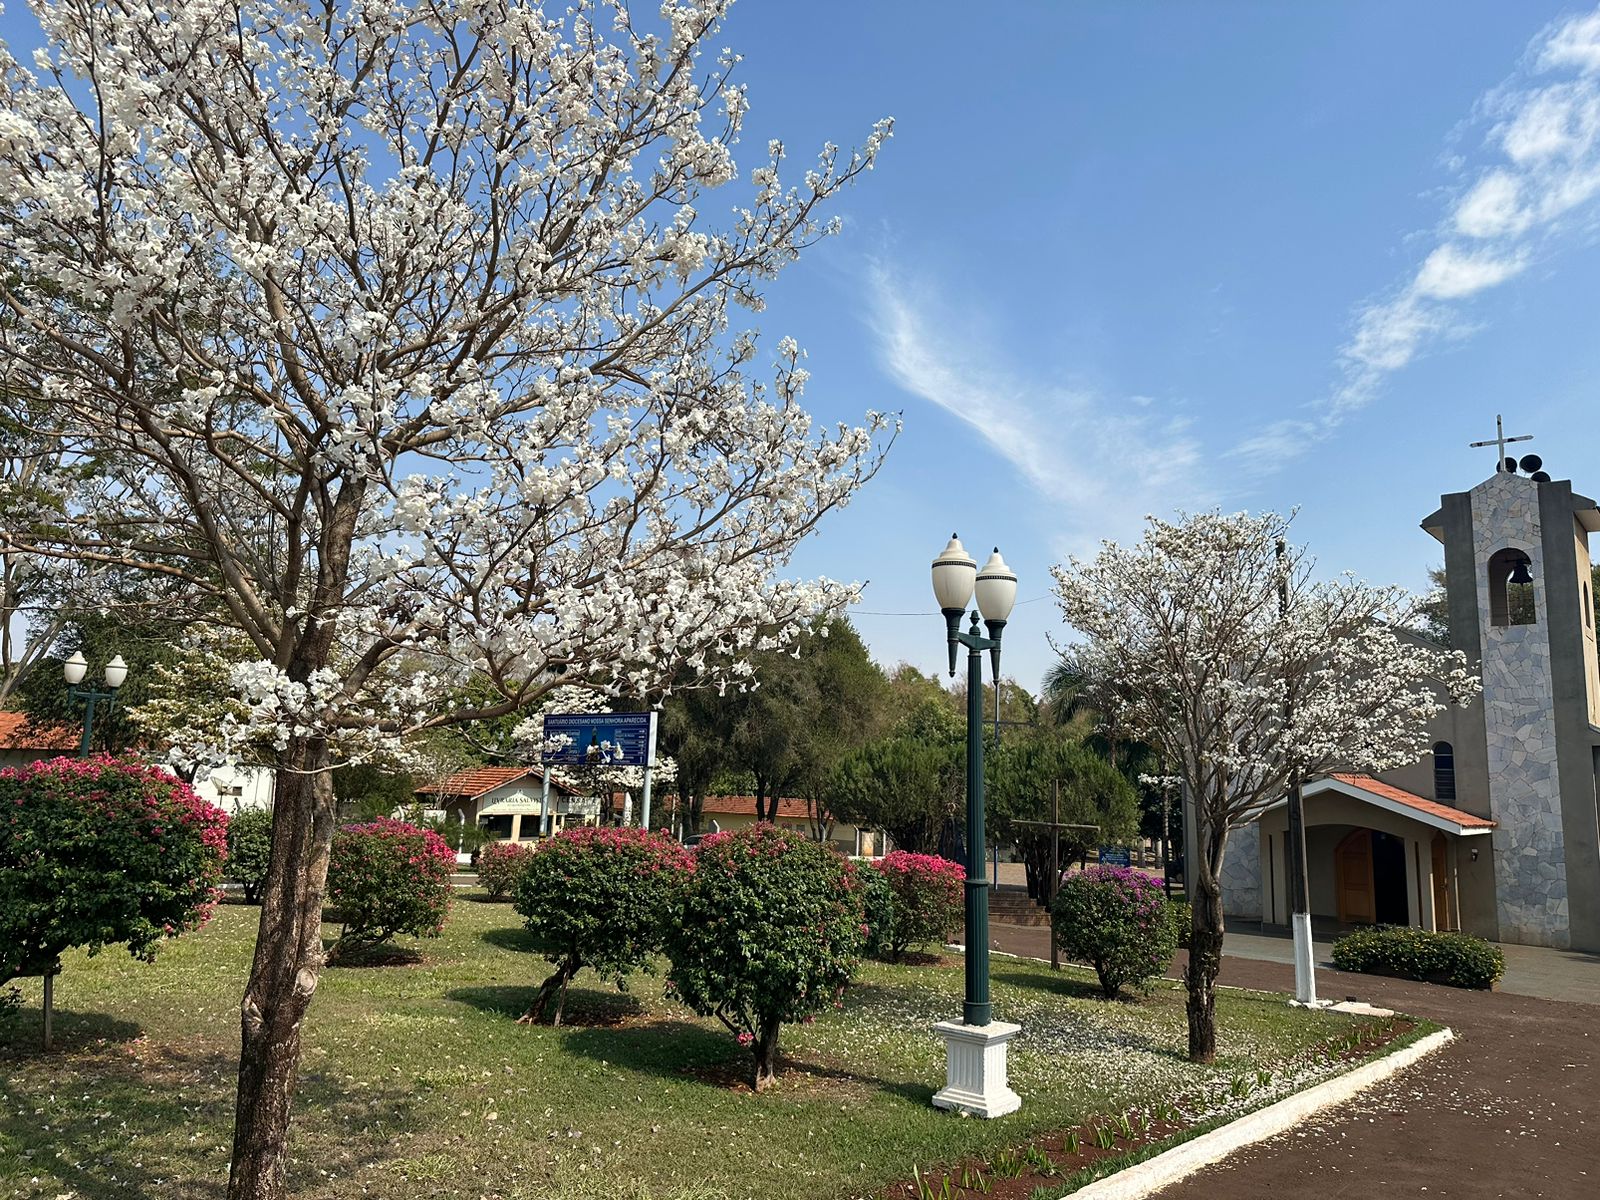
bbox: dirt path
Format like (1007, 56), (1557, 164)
(990, 924), (1599, 1199)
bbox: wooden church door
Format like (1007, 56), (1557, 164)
(1336, 829), (1376, 924)
(1431, 834), (1453, 931)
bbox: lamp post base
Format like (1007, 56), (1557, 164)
(931, 1019), (1022, 1118)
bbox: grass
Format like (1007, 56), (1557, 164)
(1, 897), (1412, 1200)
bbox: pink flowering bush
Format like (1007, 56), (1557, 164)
(512, 825), (691, 1025)
(476, 840), (535, 901)
(0, 755), (228, 985)
(325, 818), (456, 960)
(872, 850), (965, 962)
(1051, 865), (1180, 999)
(664, 824), (865, 1090)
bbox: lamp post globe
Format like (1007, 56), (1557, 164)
(63, 650), (88, 686)
(975, 549), (1017, 625)
(103, 655), (129, 689)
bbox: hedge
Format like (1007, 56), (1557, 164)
(1331, 925), (1504, 990)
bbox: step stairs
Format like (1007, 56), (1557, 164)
(988, 887), (1051, 927)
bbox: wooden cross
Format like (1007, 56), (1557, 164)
(1468, 414), (1533, 473)
(1013, 779), (1100, 972)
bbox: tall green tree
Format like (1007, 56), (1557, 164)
(825, 701), (962, 853)
(987, 731), (1139, 897)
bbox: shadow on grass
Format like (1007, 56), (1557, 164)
(1, 1039), (425, 1200)
(559, 1018), (936, 1104)
(479, 926), (537, 953)
(991, 964), (1118, 1003)
(0, 1009), (143, 1058)
(445, 983), (645, 1027)
(323, 944), (426, 969)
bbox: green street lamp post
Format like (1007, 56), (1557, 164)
(928, 535), (1022, 1118)
(63, 650), (129, 757)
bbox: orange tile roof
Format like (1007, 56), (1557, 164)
(1326, 773), (1497, 829)
(416, 766), (580, 799)
(699, 795), (818, 820)
(0, 711), (80, 752)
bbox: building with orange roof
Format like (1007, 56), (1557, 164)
(416, 765), (601, 860)
(0, 710), (82, 766)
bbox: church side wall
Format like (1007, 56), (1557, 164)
(1574, 526), (1600, 730)
(1541, 493), (1600, 951)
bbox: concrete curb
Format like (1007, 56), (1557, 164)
(1068, 1026), (1456, 1199)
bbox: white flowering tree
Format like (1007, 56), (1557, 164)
(0, 3), (892, 1195)
(1053, 511), (1476, 1062)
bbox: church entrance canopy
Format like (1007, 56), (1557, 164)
(1256, 774), (1495, 933)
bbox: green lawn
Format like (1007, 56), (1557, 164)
(2, 898), (1410, 1200)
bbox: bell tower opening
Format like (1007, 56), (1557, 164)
(1487, 547), (1536, 627)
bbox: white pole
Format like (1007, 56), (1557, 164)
(639, 711), (658, 829)
(540, 766), (552, 837)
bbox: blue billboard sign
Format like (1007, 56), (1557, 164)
(1098, 845), (1132, 868)
(540, 712), (655, 767)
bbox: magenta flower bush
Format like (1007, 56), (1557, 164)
(325, 818), (456, 960)
(476, 840), (535, 901)
(512, 825), (691, 1026)
(1051, 865), (1180, 999)
(872, 850), (965, 961)
(664, 824), (866, 1090)
(0, 755), (228, 984)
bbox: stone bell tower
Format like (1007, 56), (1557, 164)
(1422, 437), (1600, 952)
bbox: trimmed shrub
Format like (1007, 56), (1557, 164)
(226, 807), (275, 904)
(325, 818), (456, 959)
(1331, 926), (1504, 990)
(1051, 865), (1179, 999)
(0, 755), (228, 985)
(476, 840), (534, 901)
(859, 861), (897, 960)
(665, 823), (866, 1089)
(874, 850), (965, 961)
(511, 826), (690, 1025)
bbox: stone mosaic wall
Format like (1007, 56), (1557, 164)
(1471, 472), (1571, 948)
(1220, 827), (1262, 921)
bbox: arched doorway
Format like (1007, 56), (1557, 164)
(1335, 829), (1409, 926)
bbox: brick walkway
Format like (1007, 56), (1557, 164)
(989, 924), (1599, 1199)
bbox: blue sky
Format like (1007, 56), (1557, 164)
(6, 2), (1599, 694)
(713, 1), (1600, 690)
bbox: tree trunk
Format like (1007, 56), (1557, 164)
(1185, 825), (1227, 1064)
(228, 741), (339, 1200)
(752, 1018), (781, 1090)
(518, 955), (581, 1027)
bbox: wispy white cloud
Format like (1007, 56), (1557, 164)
(1238, 4), (1600, 468)
(864, 261), (1208, 553)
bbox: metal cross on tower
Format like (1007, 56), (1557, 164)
(1469, 414), (1533, 473)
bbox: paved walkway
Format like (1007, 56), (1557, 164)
(990, 923), (1600, 1198)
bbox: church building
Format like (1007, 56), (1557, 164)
(1219, 448), (1600, 953)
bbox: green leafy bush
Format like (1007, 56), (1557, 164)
(1050, 865), (1179, 999)
(511, 826), (690, 1025)
(0, 755), (228, 985)
(325, 818), (456, 960)
(1331, 926), (1504, 989)
(874, 850), (964, 960)
(476, 840), (534, 900)
(859, 861), (897, 960)
(665, 824), (866, 1089)
(225, 807), (274, 904)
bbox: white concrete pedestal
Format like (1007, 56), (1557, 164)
(931, 1020), (1022, 1118)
